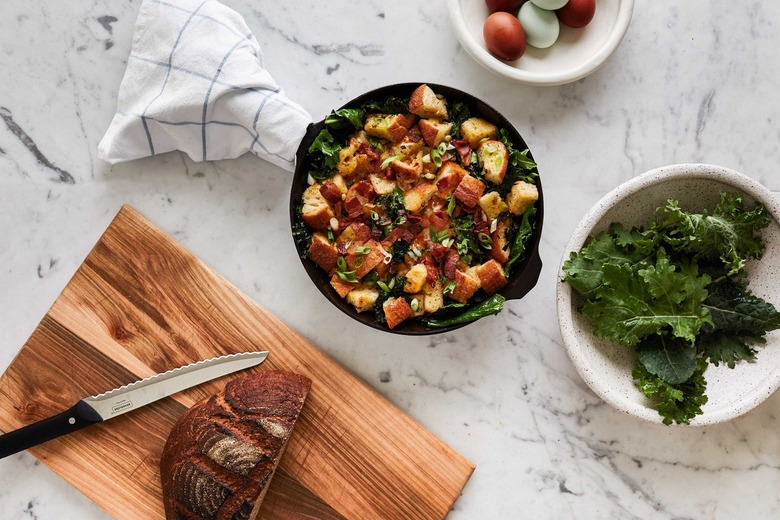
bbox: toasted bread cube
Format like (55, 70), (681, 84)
(477, 140), (509, 185)
(409, 84), (448, 119)
(404, 264), (428, 293)
(390, 154), (423, 182)
(419, 119), (453, 147)
(453, 174), (486, 209)
(490, 218), (511, 265)
(336, 138), (375, 179)
(346, 284), (380, 313)
(506, 181), (539, 216)
(365, 113), (415, 143)
(302, 183), (335, 231)
(383, 297), (413, 329)
(451, 269), (481, 303)
(396, 131), (426, 157)
(403, 182), (437, 213)
(309, 233), (339, 272)
(460, 117), (498, 149)
(478, 191), (508, 220)
(476, 259), (508, 295)
(355, 241), (385, 279)
(330, 274), (356, 298)
(369, 173), (397, 195)
(435, 162), (468, 196)
(423, 280), (444, 314)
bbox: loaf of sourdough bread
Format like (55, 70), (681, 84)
(160, 370), (311, 520)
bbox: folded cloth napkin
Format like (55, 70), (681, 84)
(98, 0), (312, 171)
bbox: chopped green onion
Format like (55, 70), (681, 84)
(381, 154), (404, 170)
(377, 280), (390, 292)
(442, 279), (456, 296)
(442, 237), (454, 249)
(327, 229), (334, 243)
(335, 270), (358, 283)
(354, 256), (365, 269)
(477, 232), (492, 249)
(446, 194), (456, 216)
(430, 148), (442, 168)
(370, 211), (380, 221)
(355, 245), (372, 255)
(410, 298), (419, 312)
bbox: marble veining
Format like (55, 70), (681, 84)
(1, 0), (780, 519)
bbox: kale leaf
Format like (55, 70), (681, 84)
(324, 108), (365, 130)
(423, 294), (506, 328)
(361, 96), (410, 114)
(655, 193), (769, 275)
(633, 359), (708, 425)
(307, 129), (342, 181)
(505, 205), (537, 276)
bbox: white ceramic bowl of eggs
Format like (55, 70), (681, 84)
(447, 0), (635, 86)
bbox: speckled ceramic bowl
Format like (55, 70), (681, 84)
(557, 164), (780, 425)
(447, 0), (634, 86)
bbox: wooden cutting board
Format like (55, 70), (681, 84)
(0, 205), (474, 519)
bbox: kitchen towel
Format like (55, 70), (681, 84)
(97, 0), (312, 171)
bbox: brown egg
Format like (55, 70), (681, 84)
(485, 0), (524, 13)
(556, 0), (596, 28)
(483, 12), (527, 61)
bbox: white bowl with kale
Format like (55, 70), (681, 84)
(557, 164), (780, 426)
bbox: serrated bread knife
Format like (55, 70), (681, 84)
(0, 351), (268, 459)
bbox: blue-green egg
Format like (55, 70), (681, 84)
(517, 2), (560, 49)
(530, 0), (569, 10)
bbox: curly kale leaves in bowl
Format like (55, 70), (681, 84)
(562, 193), (780, 425)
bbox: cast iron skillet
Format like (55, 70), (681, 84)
(290, 83), (544, 335)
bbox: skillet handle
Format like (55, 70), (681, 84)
(503, 245), (543, 301)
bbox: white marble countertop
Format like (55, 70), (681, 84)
(1, 1), (780, 518)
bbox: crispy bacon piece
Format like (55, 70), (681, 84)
(430, 243), (448, 263)
(452, 139), (472, 166)
(319, 180), (343, 204)
(343, 180), (376, 219)
(429, 210), (449, 232)
(443, 249), (460, 279)
(423, 256), (439, 285)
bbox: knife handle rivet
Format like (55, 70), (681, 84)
(68, 417), (76, 425)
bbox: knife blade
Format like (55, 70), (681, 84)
(0, 351), (268, 459)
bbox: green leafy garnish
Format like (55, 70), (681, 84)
(324, 108), (365, 130)
(505, 205), (537, 275)
(423, 294), (506, 328)
(562, 192), (778, 425)
(335, 256), (358, 283)
(307, 129), (341, 181)
(361, 96), (410, 114)
(448, 102), (471, 136)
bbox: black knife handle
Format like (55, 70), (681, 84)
(0, 401), (102, 459)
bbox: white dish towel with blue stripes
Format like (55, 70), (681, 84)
(97, 0), (312, 172)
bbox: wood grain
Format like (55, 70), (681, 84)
(0, 205), (474, 519)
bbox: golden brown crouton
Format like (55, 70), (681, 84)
(404, 264), (428, 293)
(423, 280), (444, 314)
(476, 259), (508, 295)
(383, 297), (413, 329)
(453, 174), (486, 208)
(409, 84), (448, 119)
(478, 191), (508, 220)
(330, 274), (356, 298)
(302, 183), (335, 231)
(506, 180), (539, 216)
(390, 153), (424, 182)
(364, 113), (415, 143)
(451, 269), (481, 303)
(395, 130), (425, 156)
(403, 182), (437, 213)
(309, 232), (339, 272)
(460, 117), (499, 149)
(477, 140), (509, 185)
(346, 284), (380, 313)
(354, 240), (385, 279)
(435, 162), (468, 195)
(419, 119), (453, 147)
(369, 173), (397, 195)
(490, 218), (511, 265)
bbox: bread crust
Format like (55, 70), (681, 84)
(160, 371), (311, 520)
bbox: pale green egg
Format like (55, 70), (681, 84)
(530, 0), (569, 9)
(517, 2), (560, 49)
